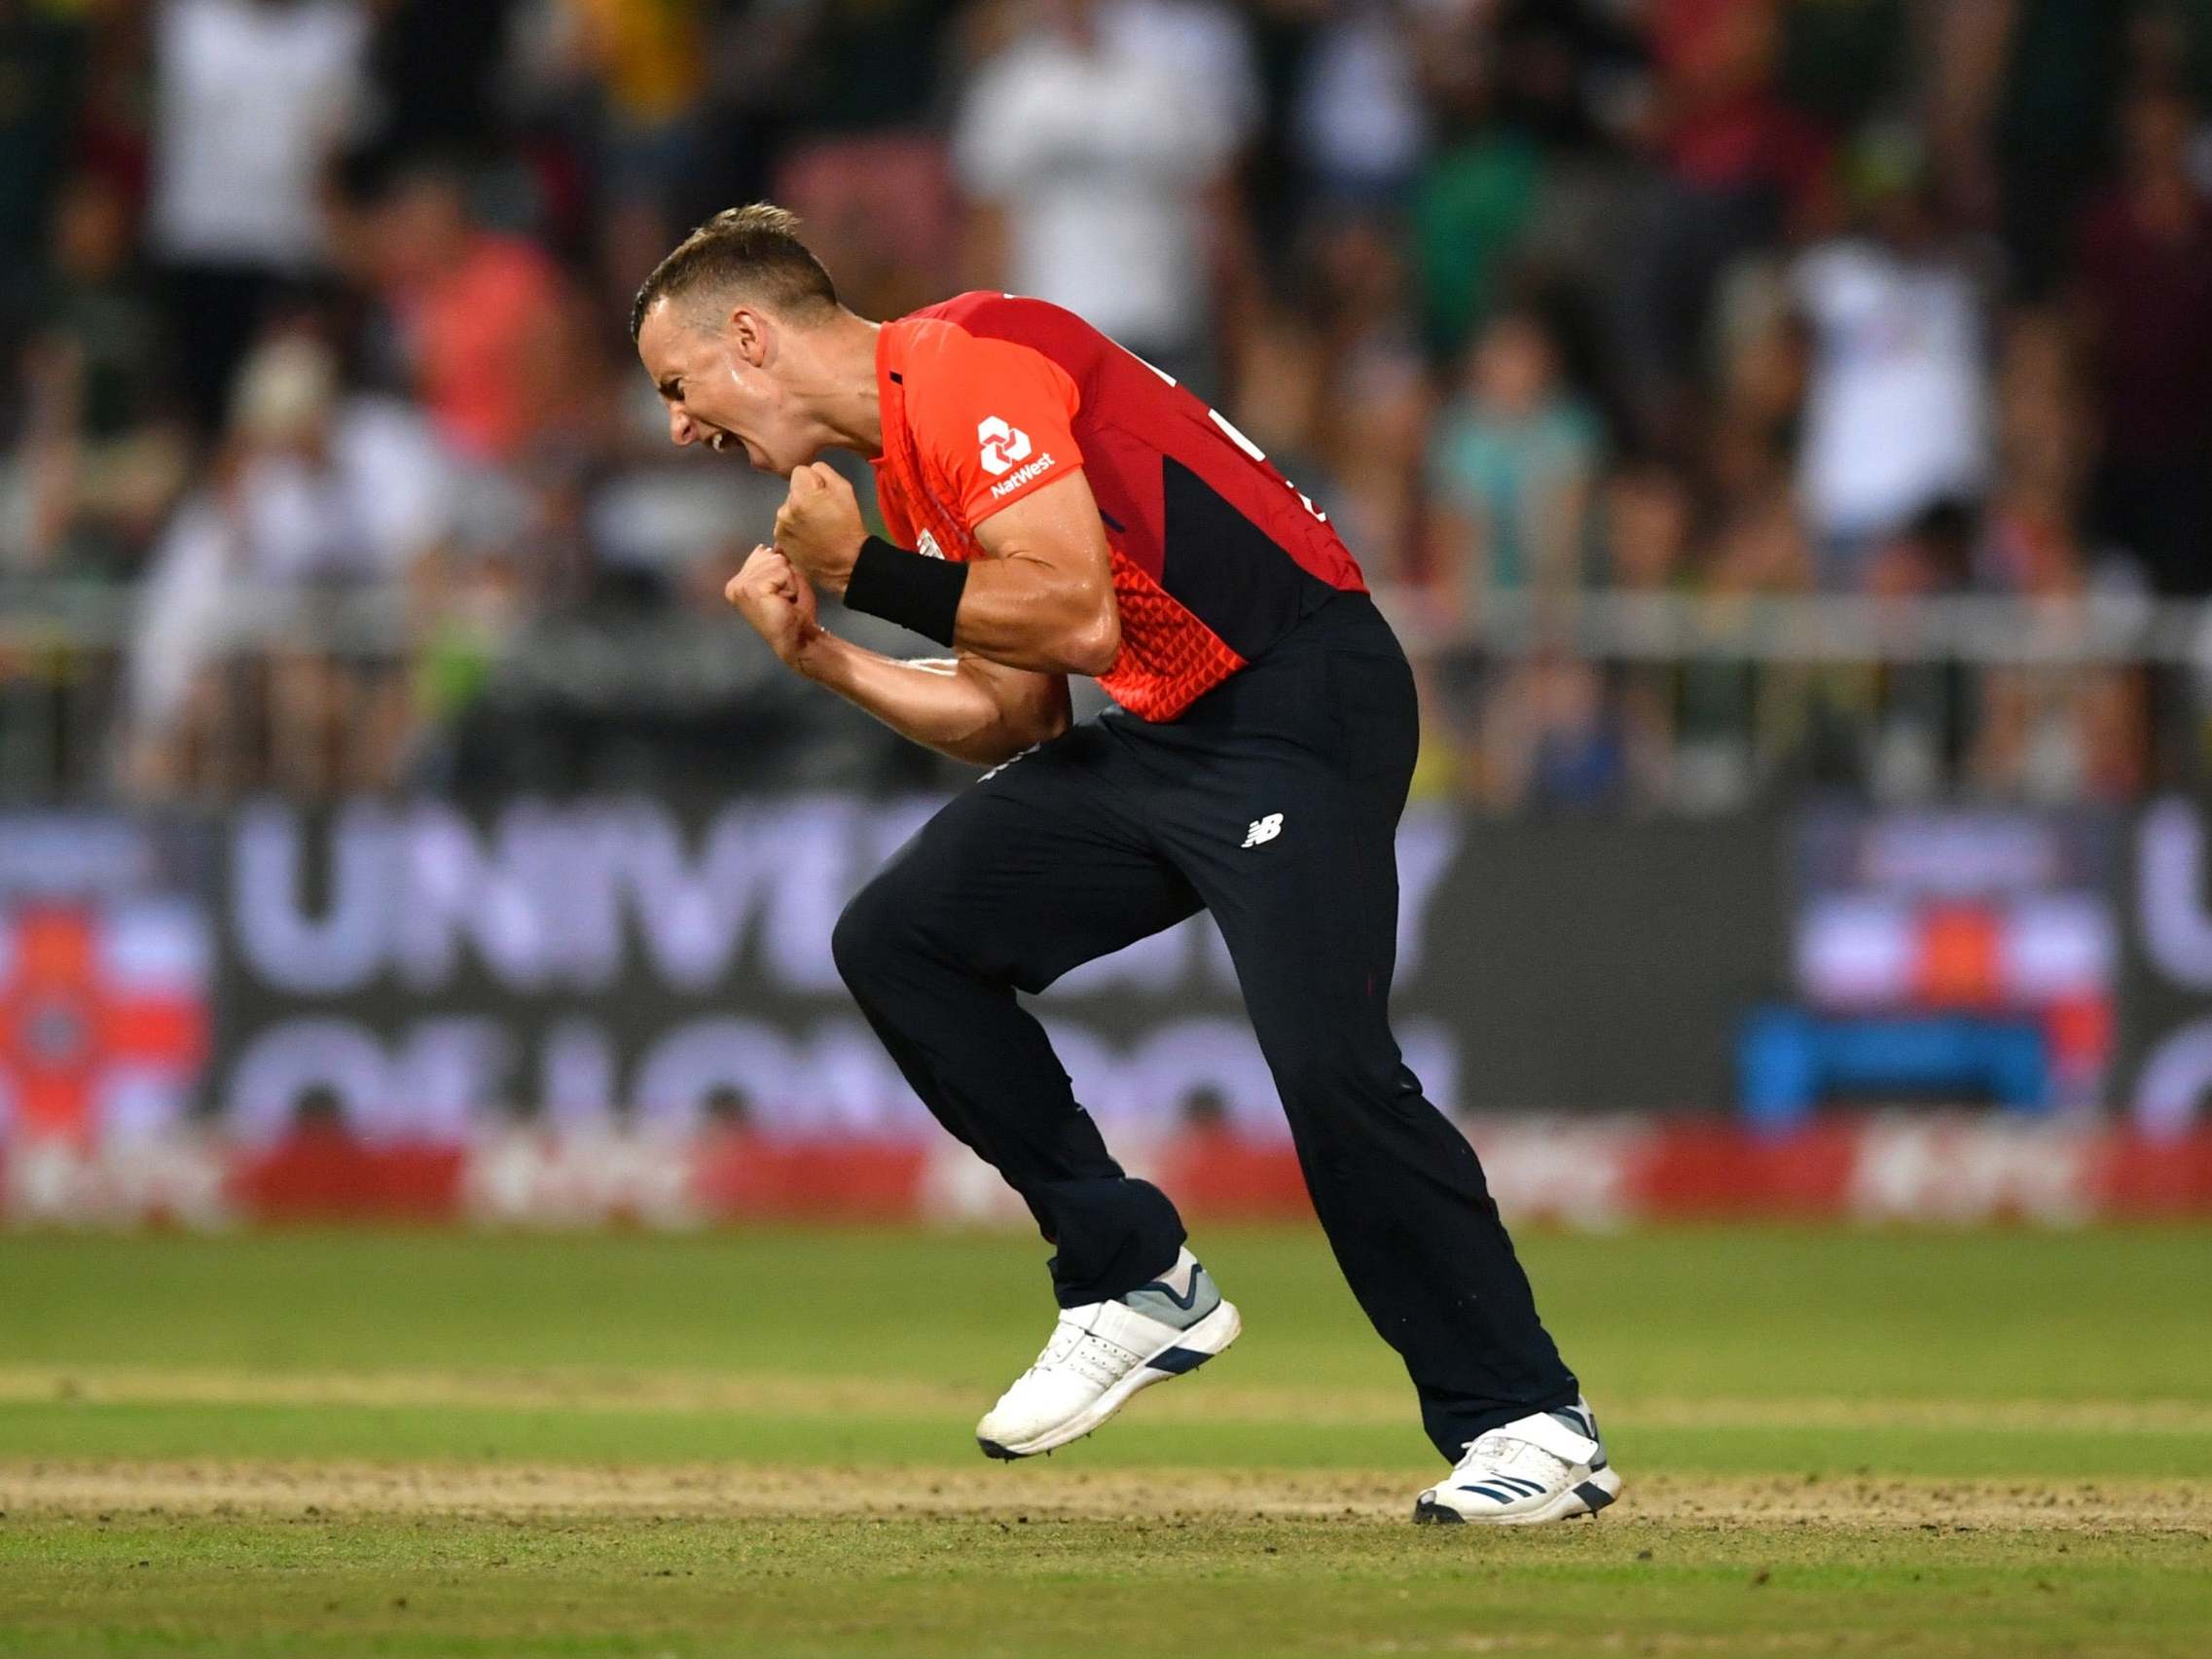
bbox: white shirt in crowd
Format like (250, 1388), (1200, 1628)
(128, 398), (450, 735)
(1793, 239), (1991, 545)
(148, 0), (370, 270)
(1293, 2), (1427, 197)
(955, 1), (1253, 354)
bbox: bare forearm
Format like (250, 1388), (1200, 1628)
(796, 473), (1122, 677)
(926, 475), (1122, 673)
(942, 555), (1120, 675)
(800, 631), (1070, 766)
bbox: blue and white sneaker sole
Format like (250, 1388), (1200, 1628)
(1413, 1466), (1623, 1526)
(976, 1299), (1243, 1461)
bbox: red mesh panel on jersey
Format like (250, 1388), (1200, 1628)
(1100, 550), (1247, 721)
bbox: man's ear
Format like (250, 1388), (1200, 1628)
(727, 306), (771, 368)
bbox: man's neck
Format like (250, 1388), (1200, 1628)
(807, 310), (886, 459)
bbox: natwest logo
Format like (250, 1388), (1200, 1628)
(976, 415), (1032, 477)
(988, 452), (1055, 499)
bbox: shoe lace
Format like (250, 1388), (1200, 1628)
(1025, 1310), (1138, 1389)
(1036, 1316), (1085, 1368)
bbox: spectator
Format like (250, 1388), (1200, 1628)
(1863, 499), (1976, 800)
(14, 172), (189, 577)
(1705, 476), (1812, 596)
(1595, 456), (1694, 593)
(1484, 648), (1626, 811)
(1867, 497), (1976, 603)
(369, 161), (591, 467)
(1971, 487), (2148, 804)
(1289, 0), (1428, 209)
(555, 0), (713, 315)
(1622, 0), (1829, 438)
(1407, 17), (1544, 366)
(1424, 298), (1612, 811)
(1791, 126), (1991, 588)
(1702, 256), (1804, 510)
(954, 0), (1252, 395)
(123, 328), (451, 796)
(0, 0), (87, 349)
(361, 0), (522, 160)
(1966, 304), (2148, 804)
(794, 0), (961, 135)
(1984, 306), (2095, 588)
(1426, 306), (1605, 614)
(1776, 0), (1909, 132)
(1596, 458), (1700, 801)
(2073, 81), (2212, 597)
(1984, 0), (2132, 298)
(0, 0), (2204, 812)
(1492, 1), (1648, 155)
(1286, 209), (1429, 576)
(145, 0), (371, 433)
(1670, 480), (1811, 809)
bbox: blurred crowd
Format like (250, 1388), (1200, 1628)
(3, 0), (2211, 810)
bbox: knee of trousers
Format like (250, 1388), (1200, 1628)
(831, 864), (989, 998)
(1268, 1044), (1422, 1130)
(829, 874), (920, 1001)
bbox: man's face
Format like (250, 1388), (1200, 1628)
(637, 299), (815, 476)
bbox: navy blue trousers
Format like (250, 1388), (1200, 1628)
(831, 593), (1579, 1457)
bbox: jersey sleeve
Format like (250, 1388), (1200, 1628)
(904, 328), (1084, 529)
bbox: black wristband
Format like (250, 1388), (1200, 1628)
(842, 535), (969, 646)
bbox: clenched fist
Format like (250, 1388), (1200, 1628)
(724, 544), (826, 673)
(773, 462), (865, 593)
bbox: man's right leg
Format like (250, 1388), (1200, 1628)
(830, 726), (1203, 1307)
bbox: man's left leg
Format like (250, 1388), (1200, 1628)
(1133, 599), (1614, 1520)
(1188, 793), (1584, 1457)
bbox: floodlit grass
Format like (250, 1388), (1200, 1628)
(2, 1225), (2207, 1656)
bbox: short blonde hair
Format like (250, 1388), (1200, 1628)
(629, 203), (841, 342)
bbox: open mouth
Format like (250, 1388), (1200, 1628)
(707, 431), (760, 466)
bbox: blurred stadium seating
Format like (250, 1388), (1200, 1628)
(4, 0), (2212, 1217)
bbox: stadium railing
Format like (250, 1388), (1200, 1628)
(1, 578), (2206, 807)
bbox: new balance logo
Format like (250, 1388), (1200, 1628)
(977, 415), (1033, 477)
(1241, 813), (1284, 848)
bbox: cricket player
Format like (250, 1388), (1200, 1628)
(631, 204), (1617, 1524)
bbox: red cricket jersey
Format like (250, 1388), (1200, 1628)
(869, 292), (1367, 721)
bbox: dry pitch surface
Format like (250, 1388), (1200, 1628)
(1, 1227), (2207, 1656)
(6, 1452), (2209, 1530)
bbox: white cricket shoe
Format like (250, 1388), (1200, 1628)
(1413, 1397), (1621, 1525)
(976, 1246), (1242, 1460)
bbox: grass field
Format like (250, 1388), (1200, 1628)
(1, 1224), (2208, 1656)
